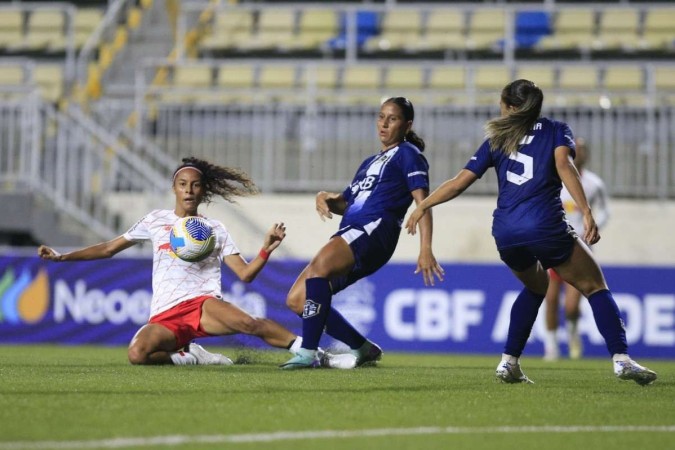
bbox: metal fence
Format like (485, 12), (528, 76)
(118, 100), (674, 198)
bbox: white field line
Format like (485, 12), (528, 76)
(1, 426), (674, 449)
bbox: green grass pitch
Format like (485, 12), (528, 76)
(1, 345), (673, 450)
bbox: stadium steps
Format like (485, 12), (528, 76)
(0, 192), (109, 247)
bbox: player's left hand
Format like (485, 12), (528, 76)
(263, 222), (286, 252)
(415, 250), (444, 286)
(405, 207), (426, 235)
(582, 213), (600, 245)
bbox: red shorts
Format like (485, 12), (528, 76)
(548, 268), (563, 283)
(149, 296), (214, 349)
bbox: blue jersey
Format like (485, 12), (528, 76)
(340, 142), (429, 228)
(464, 117), (576, 249)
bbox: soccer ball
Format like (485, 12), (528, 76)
(169, 216), (216, 262)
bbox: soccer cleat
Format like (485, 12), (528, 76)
(495, 360), (534, 384)
(352, 340), (383, 367)
(614, 359), (657, 386)
(279, 349), (320, 370)
(543, 344), (559, 362)
(187, 343), (233, 365)
(320, 351), (358, 370)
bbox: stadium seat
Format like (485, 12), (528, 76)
(200, 9), (254, 52)
(342, 65), (382, 90)
(258, 65), (297, 89)
(0, 64), (25, 85)
(289, 9), (338, 50)
(33, 64), (64, 103)
(383, 67), (425, 91)
(159, 65), (213, 103)
(466, 9), (505, 50)
(0, 10), (24, 51)
(641, 9), (675, 50)
(594, 8), (641, 50)
(363, 10), (422, 52)
(654, 67), (675, 91)
(428, 66), (466, 90)
(217, 64), (256, 89)
(74, 8), (104, 49)
(536, 9), (595, 51)
(301, 65), (339, 90)
(408, 9), (466, 52)
(25, 10), (66, 52)
(235, 9), (296, 52)
(326, 10), (378, 51)
(557, 66), (601, 105)
(515, 11), (552, 49)
(473, 65), (511, 91)
(515, 66), (555, 90)
(603, 66), (643, 91)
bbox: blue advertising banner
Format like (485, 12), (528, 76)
(0, 255), (673, 359)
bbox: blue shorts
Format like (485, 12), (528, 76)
(498, 232), (577, 272)
(329, 218), (400, 294)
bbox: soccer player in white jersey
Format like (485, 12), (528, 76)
(543, 138), (610, 361)
(406, 80), (655, 385)
(38, 157), (304, 366)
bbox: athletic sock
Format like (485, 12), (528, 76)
(301, 277), (332, 350)
(504, 288), (545, 357)
(325, 307), (367, 350)
(587, 289), (628, 355)
(170, 350), (197, 365)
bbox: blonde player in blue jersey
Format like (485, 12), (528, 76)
(406, 80), (656, 385)
(281, 97), (445, 369)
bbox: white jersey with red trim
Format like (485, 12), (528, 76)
(123, 209), (240, 318)
(561, 169), (609, 234)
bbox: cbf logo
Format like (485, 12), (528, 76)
(0, 267), (50, 324)
(303, 299), (321, 318)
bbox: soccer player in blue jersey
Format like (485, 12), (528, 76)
(406, 80), (657, 385)
(281, 97), (445, 369)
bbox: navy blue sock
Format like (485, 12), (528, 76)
(300, 277), (332, 350)
(325, 308), (367, 350)
(504, 288), (545, 357)
(587, 289), (628, 355)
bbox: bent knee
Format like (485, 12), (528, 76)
(286, 293), (304, 314)
(127, 346), (149, 365)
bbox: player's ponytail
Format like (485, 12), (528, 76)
(485, 79), (543, 155)
(384, 96), (426, 152)
(173, 157), (259, 204)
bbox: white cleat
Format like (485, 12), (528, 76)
(496, 360), (534, 384)
(320, 352), (358, 370)
(188, 343), (233, 366)
(614, 359), (657, 386)
(568, 333), (583, 360)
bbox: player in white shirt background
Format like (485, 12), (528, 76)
(38, 157), (303, 366)
(543, 138), (610, 361)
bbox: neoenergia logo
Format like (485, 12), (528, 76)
(0, 267), (50, 324)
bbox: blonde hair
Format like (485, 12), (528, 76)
(484, 79), (543, 155)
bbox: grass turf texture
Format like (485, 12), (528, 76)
(1, 345), (673, 450)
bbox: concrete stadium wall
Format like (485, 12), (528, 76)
(108, 193), (675, 266)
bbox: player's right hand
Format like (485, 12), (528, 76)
(315, 191), (334, 221)
(37, 245), (62, 261)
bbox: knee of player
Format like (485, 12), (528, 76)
(286, 292), (304, 314)
(127, 346), (149, 365)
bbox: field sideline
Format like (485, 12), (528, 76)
(1, 345), (673, 450)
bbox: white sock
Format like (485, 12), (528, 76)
(544, 330), (558, 349)
(567, 320), (579, 337)
(502, 353), (518, 365)
(289, 336), (303, 354)
(170, 350), (198, 365)
(612, 353), (630, 363)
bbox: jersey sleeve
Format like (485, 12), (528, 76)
(123, 214), (151, 242)
(464, 140), (493, 178)
(556, 122), (576, 159)
(400, 145), (429, 192)
(213, 222), (240, 259)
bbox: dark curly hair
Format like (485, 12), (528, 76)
(172, 157), (259, 203)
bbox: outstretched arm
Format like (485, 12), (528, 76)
(555, 145), (599, 245)
(315, 191), (347, 221)
(37, 236), (135, 262)
(410, 188), (444, 286)
(405, 169), (478, 235)
(223, 222), (286, 282)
